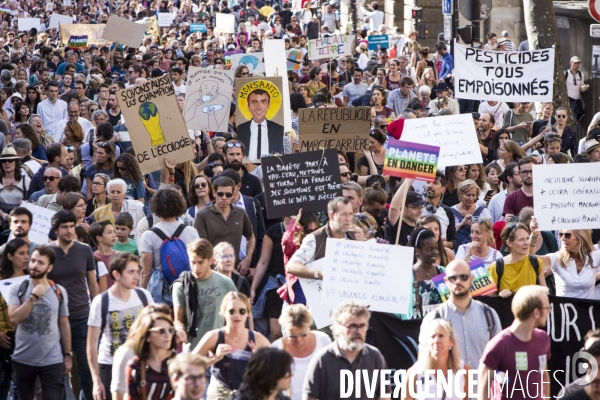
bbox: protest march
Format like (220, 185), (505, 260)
(0, 1), (599, 400)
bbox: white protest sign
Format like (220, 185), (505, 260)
(184, 67), (234, 132)
(46, 3), (54, 11)
(297, 259), (333, 329)
(214, 13), (236, 33)
(264, 40), (292, 132)
(321, 239), (413, 314)
(20, 202), (56, 244)
(307, 35), (354, 60)
(0, 275), (28, 302)
(18, 18), (41, 32)
(453, 40), (554, 102)
(399, 114), (483, 169)
(63, 0), (72, 6)
(49, 13), (74, 29)
(157, 12), (173, 27)
(229, 52), (265, 75)
(533, 164), (600, 230)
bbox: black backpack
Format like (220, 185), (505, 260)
(495, 255), (541, 287)
(99, 288), (149, 343)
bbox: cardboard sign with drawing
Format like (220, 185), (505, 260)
(184, 67), (234, 132)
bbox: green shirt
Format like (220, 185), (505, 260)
(172, 271), (237, 351)
(112, 239), (139, 256)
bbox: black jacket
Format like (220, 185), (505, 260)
(171, 271), (199, 338)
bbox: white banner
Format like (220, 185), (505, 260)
(263, 40), (292, 132)
(453, 41), (554, 102)
(18, 18), (41, 32)
(0, 275), (28, 303)
(20, 201), (56, 244)
(297, 259), (333, 329)
(307, 35), (354, 60)
(533, 164), (600, 230)
(49, 13), (74, 29)
(399, 113), (483, 169)
(214, 13), (235, 34)
(157, 12), (173, 27)
(229, 52), (264, 75)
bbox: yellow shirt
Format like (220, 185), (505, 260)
(260, 5), (275, 17)
(488, 256), (542, 293)
(0, 296), (14, 333)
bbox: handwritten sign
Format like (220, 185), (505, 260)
(299, 107), (371, 152)
(20, 202), (56, 244)
(297, 259), (333, 329)
(307, 35), (354, 60)
(230, 52), (264, 74)
(321, 239), (414, 314)
(60, 24), (106, 45)
(18, 18), (41, 32)
(400, 113), (482, 169)
(49, 13), (74, 29)
(264, 40), (292, 132)
(261, 149), (342, 219)
(184, 67), (234, 132)
(157, 12), (173, 27)
(214, 13), (236, 33)
(454, 41), (554, 102)
(103, 15), (147, 48)
(68, 35), (88, 48)
(118, 75), (194, 175)
(383, 139), (439, 182)
(431, 259), (497, 302)
(0, 276), (29, 303)
(533, 163), (600, 230)
(368, 34), (389, 50)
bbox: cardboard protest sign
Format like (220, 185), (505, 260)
(383, 139), (439, 182)
(60, 24), (106, 45)
(264, 40), (292, 132)
(118, 75), (194, 175)
(400, 114), (482, 169)
(368, 34), (389, 50)
(184, 67), (234, 132)
(229, 52), (264, 75)
(307, 35), (354, 60)
(298, 107), (371, 152)
(260, 149), (342, 219)
(157, 12), (173, 27)
(533, 163), (600, 230)
(235, 77), (285, 163)
(321, 239), (414, 314)
(214, 13), (236, 33)
(286, 49), (304, 71)
(190, 23), (207, 33)
(454, 41), (555, 102)
(20, 202), (56, 244)
(68, 35), (88, 49)
(431, 259), (497, 302)
(18, 18), (40, 32)
(49, 13), (73, 29)
(103, 15), (147, 48)
(297, 259), (332, 329)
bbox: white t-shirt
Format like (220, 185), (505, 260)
(548, 251), (600, 299)
(111, 344), (135, 395)
(88, 288), (154, 364)
(455, 244), (503, 270)
(173, 81), (186, 96)
(138, 221), (199, 271)
(565, 69), (583, 100)
(271, 331), (332, 400)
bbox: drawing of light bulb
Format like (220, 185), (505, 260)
(139, 102), (166, 146)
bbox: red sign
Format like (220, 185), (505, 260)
(590, 0), (600, 22)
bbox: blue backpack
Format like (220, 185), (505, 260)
(150, 224), (190, 284)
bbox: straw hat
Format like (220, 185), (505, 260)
(0, 147), (20, 161)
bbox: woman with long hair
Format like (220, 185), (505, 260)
(0, 148), (29, 222)
(532, 133), (573, 165)
(359, 128), (386, 175)
(125, 312), (177, 400)
(234, 65), (250, 79)
(10, 101), (30, 129)
(370, 86), (395, 120)
(383, 59), (401, 91)
(187, 174), (214, 219)
(271, 305), (331, 400)
(63, 192), (94, 234)
(465, 163), (488, 204)
(85, 142), (115, 200)
(298, 85), (312, 107)
(28, 114), (54, 149)
(232, 348), (293, 400)
(415, 47), (435, 80)
(553, 106), (578, 156)
(451, 179), (492, 247)
(85, 172), (110, 217)
(113, 153), (145, 203)
(193, 292), (270, 399)
(14, 123), (46, 160)
(483, 129), (510, 165)
(24, 86), (40, 115)
(455, 219), (502, 270)
(419, 67), (437, 100)
(214, 242), (250, 298)
(496, 139), (526, 170)
(416, 215), (454, 267)
(441, 165), (467, 207)
(162, 159), (198, 207)
(306, 67), (326, 98)
(62, 120), (85, 165)
(484, 163), (503, 205)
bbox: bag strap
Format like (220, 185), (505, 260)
(482, 303), (496, 340)
(172, 224), (186, 238)
(140, 360), (147, 400)
(528, 255), (541, 282)
(135, 288), (149, 307)
(149, 226), (168, 241)
(496, 257), (505, 289)
(100, 291), (110, 338)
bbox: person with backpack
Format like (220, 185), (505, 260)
(488, 223), (546, 298)
(420, 259), (501, 369)
(565, 56), (589, 125)
(8, 245), (72, 400)
(139, 187), (199, 305)
(451, 179), (492, 247)
(87, 252), (153, 400)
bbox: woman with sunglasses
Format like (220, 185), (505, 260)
(14, 123), (46, 161)
(214, 242), (250, 298)
(193, 292), (270, 400)
(416, 215), (454, 267)
(203, 153), (225, 178)
(28, 114), (54, 149)
(187, 174), (214, 219)
(370, 87), (395, 120)
(270, 305), (331, 400)
(125, 312), (177, 400)
(234, 65), (250, 79)
(441, 165), (467, 207)
(114, 153), (146, 203)
(553, 106), (578, 156)
(62, 120), (85, 165)
(162, 158), (198, 207)
(0, 147), (29, 222)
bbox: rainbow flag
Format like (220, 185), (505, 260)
(0, 7), (11, 14)
(383, 139), (439, 182)
(68, 35), (88, 49)
(431, 259), (498, 302)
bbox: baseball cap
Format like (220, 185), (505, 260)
(406, 191), (426, 207)
(571, 56), (581, 63)
(411, 102), (429, 111)
(227, 44), (236, 50)
(501, 30), (509, 37)
(151, 68), (166, 78)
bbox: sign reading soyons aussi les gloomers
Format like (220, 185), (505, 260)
(453, 41), (554, 102)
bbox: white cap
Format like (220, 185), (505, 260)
(501, 30), (509, 37)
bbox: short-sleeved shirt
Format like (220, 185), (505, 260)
(139, 221), (199, 272)
(8, 279), (69, 366)
(122, 178), (145, 200)
(342, 82), (368, 106)
(84, 165), (114, 182)
(547, 251), (600, 299)
(488, 256), (542, 293)
(502, 110), (533, 143)
(48, 241), (96, 320)
(502, 189), (533, 218)
(303, 342), (389, 400)
(480, 328), (551, 400)
(194, 205), (253, 261)
(88, 288), (153, 365)
(172, 271), (237, 350)
(112, 239), (139, 256)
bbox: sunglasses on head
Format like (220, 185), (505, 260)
(216, 191), (233, 198)
(559, 232), (572, 239)
(149, 326), (176, 335)
(194, 182), (208, 189)
(65, 145), (75, 152)
(42, 176), (57, 181)
(226, 142), (242, 149)
(447, 274), (470, 283)
(228, 308), (247, 315)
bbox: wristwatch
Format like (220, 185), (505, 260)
(314, 271), (320, 279)
(63, 352), (73, 358)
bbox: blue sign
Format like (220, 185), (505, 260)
(368, 34), (389, 50)
(443, 0), (453, 15)
(190, 23), (207, 33)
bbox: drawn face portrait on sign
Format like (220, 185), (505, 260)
(184, 67), (234, 132)
(235, 77), (285, 163)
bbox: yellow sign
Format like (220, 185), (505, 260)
(236, 79), (282, 122)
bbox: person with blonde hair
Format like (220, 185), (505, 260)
(496, 139), (527, 169)
(455, 218), (502, 269)
(451, 179), (492, 246)
(213, 241), (250, 298)
(271, 305), (331, 400)
(530, 217), (600, 299)
(168, 353), (209, 400)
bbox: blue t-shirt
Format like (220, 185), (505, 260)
(123, 178), (145, 200)
(84, 165), (113, 181)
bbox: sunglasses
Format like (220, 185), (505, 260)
(149, 326), (176, 336)
(220, 254), (235, 260)
(65, 145), (75, 152)
(559, 232), (572, 239)
(216, 191), (233, 198)
(340, 172), (351, 177)
(378, 124), (388, 130)
(226, 142), (243, 149)
(194, 182), (208, 189)
(228, 308), (247, 315)
(0, 159), (15, 164)
(215, 61), (223, 65)
(42, 176), (57, 181)
(456, 167), (466, 172)
(92, 181), (105, 186)
(447, 274), (470, 283)
(241, 72), (249, 76)
(556, 115), (566, 119)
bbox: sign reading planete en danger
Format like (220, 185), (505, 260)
(118, 75), (194, 175)
(533, 163), (600, 230)
(383, 140), (439, 182)
(307, 35), (355, 60)
(299, 107), (371, 152)
(453, 41), (555, 102)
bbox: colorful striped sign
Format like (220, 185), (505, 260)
(68, 35), (88, 48)
(382, 139), (439, 182)
(431, 259), (498, 302)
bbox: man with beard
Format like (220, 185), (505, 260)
(0, 207), (37, 255)
(421, 171), (458, 250)
(303, 302), (390, 400)
(224, 142), (262, 198)
(478, 285), (551, 400)
(384, 178), (424, 246)
(503, 156), (536, 222)
(8, 245), (72, 400)
(420, 260), (501, 368)
(488, 162), (522, 224)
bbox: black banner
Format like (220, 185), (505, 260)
(261, 149), (342, 219)
(368, 296), (600, 399)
